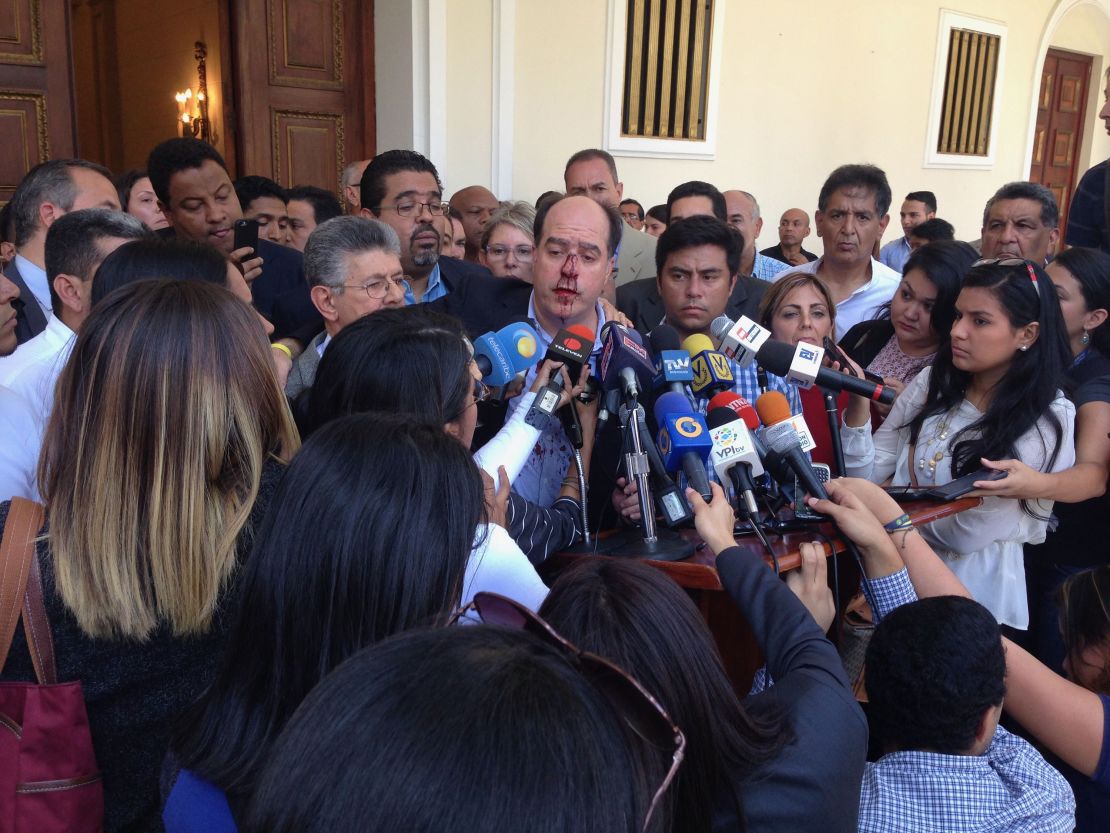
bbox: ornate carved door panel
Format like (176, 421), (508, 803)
(0, 0), (76, 203)
(230, 0), (374, 197)
(1030, 48), (1093, 252)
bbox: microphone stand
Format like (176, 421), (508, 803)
(821, 385), (846, 478)
(608, 399), (693, 561)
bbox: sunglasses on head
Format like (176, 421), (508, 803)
(972, 257), (1040, 296)
(449, 592), (686, 832)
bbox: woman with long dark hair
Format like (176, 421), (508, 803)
(842, 259), (1076, 629)
(540, 489), (868, 833)
(242, 625), (662, 833)
(839, 240), (975, 395)
(968, 247), (1110, 666)
(165, 414), (483, 829)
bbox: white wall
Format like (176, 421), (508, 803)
(378, 0), (1110, 251)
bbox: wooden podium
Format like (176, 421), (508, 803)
(548, 498), (980, 694)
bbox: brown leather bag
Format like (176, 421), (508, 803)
(0, 498), (103, 832)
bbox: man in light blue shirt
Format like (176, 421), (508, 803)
(879, 190), (936, 273)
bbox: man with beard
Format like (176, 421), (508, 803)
(359, 150), (491, 304)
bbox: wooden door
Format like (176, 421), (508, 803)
(0, 0), (77, 203)
(1030, 48), (1093, 252)
(229, 0), (374, 197)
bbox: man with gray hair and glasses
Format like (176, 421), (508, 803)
(285, 215), (406, 399)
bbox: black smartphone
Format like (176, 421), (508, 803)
(823, 336), (884, 385)
(233, 218), (259, 252)
(924, 467), (1007, 501)
(794, 463), (831, 519)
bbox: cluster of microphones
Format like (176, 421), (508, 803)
(468, 312), (899, 552)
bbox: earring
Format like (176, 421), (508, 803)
(1082, 330), (1091, 346)
(1019, 345), (1029, 351)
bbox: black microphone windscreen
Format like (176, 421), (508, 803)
(705, 407), (737, 430)
(754, 339), (797, 376)
(649, 324), (682, 352)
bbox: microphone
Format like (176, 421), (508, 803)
(653, 391), (713, 501)
(754, 390), (817, 454)
(706, 406), (764, 517)
(649, 324), (693, 396)
(599, 321), (656, 402)
(759, 340), (894, 404)
(763, 420), (830, 503)
(755, 390), (828, 503)
(529, 324), (594, 416)
(681, 333), (734, 399)
(472, 321), (541, 387)
(711, 314), (772, 368)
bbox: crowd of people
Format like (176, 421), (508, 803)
(0, 115), (1109, 833)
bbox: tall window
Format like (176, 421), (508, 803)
(605, 0), (725, 160)
(621, 0), (713, 141)
(937, 28), (1001, 156)
(924, 11), (1007, 169)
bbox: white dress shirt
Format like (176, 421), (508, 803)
(773, 256), (901, 339)
(0, 313), (75, 424)
(0, 385), (43, 502)
(841, 368), (1076, 628)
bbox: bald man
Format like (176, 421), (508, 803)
(760, 207), (818, 266)
(450, 185), (500, 262)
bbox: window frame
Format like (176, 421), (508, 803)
(923, 9), (1008, 170)
(603, 0), (727, 160)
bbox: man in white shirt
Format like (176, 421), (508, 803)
(4, 159), (121, 344)
(774, 164), (900, 339)
(0, 209), (147, 421)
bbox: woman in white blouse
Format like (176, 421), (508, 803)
(841, 259), (1076, 629)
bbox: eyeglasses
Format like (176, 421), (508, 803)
(484, 244), (535, 261)
(338, 275), (409, 300)
(448, 592), (686, 833)
(973, 257), (1040, 296)
(472, 377), (491, 405)
(376, 200), (450, 218)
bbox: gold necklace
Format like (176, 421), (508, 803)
(917, 411), (953, 477)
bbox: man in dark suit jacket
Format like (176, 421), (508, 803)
(6, 159), (121, 344)
(147, 138), (306, 330)
(617, 271), (768, 335)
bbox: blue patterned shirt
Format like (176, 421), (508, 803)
(859, 726), (1075, 832)
(859, 568), (1075, 832)
(752, 252), (790, 282)
(403, 262), (449, 305)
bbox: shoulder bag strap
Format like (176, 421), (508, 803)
(0, 498), (48, 681)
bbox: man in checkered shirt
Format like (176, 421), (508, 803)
(858, 594), (1074, 832)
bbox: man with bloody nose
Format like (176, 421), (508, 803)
(507, 194), (623, 507)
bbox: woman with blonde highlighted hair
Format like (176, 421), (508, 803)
(758, 271), (872, 470)
(1, 279), (298, 833)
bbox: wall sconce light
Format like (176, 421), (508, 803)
(173, 41), (213, 143)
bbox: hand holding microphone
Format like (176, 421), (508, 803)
(684, 482), (738, 555)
